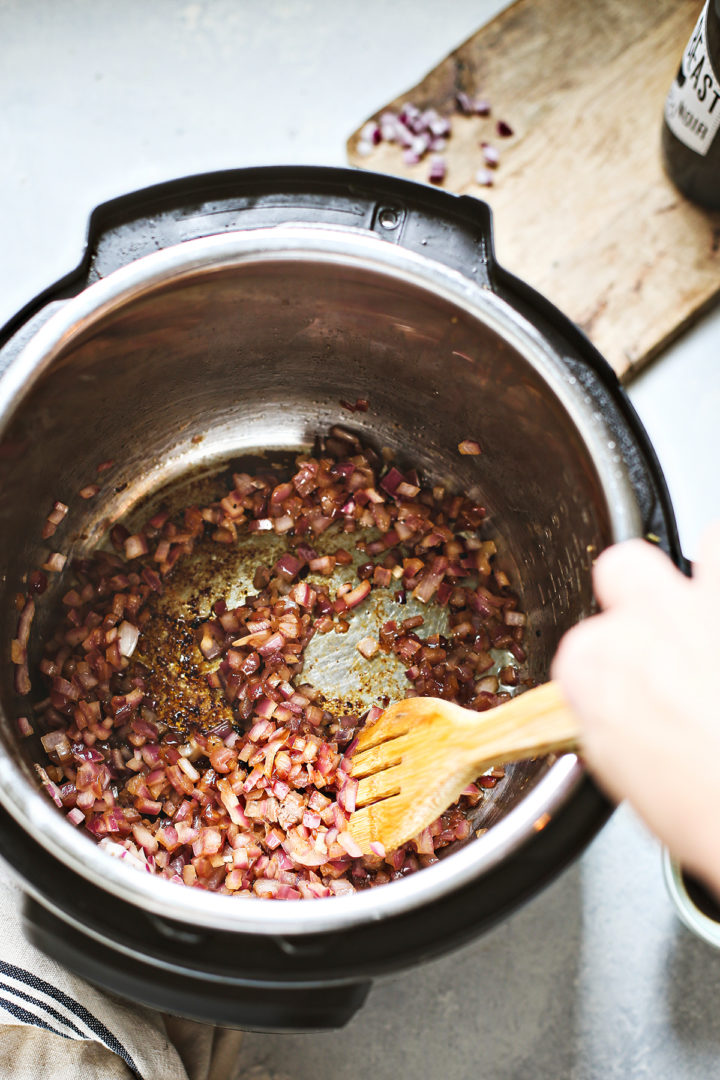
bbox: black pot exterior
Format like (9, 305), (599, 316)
(2, 772), (607, 1031)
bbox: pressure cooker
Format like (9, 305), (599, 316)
(0, 167), (683, 1031)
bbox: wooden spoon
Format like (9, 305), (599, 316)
(348, 681), (579, 855)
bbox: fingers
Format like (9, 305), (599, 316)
(552, 521), (720, 882)
(592, 537), (683, 612)
(551, 612), (617, 720)
(592, 522), (720, 612)
(551, 600), (674, 746)
(551, 607), (675, 806)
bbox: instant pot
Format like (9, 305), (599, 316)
(0, 167), (683, 1031)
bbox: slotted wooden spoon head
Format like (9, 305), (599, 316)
(348, 683), (579, 855)
(348, 697), (492, 855)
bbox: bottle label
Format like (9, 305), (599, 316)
(664, 2), (720, 157)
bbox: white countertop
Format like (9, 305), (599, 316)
(2, 2), (719, 1077)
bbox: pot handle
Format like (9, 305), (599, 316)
(80, 165), (496, 286)
(0, 166), (499, 358)
(0, 165), (500, 365)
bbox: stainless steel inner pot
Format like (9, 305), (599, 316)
(0, 223), (643, 937)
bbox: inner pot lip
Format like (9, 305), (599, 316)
(0, 224), (642, 935)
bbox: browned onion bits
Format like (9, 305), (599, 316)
(28, 429), (526, 898)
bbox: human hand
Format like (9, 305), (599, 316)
(551, 523), (720, 895)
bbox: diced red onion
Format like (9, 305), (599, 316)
(41, 730), (72, 762)
(308, 555), (335, 575)
(258, 632), (286, 657)
(428, 155), (446, 184)
(177, 756), (200, 782)
(361, 121), (381, 145)
(414, 827), (434, 855)
(118, 620), (140, 657)
(35, 766), (64, 808)
(337, 778), (358, 814)
(42, 501), (69, 539)
(356, 636), (379, 659)
(248, 518), (274, 533)
(429, 115), (452, 137)
(275, 554), (303, 580)
(412, 557), (448, 603)
(270, 482), (294, 505)
(273, 515), (294, 534)
(482, 143), (500, 168)
(124, 534), (149, 560)
(28, 424), (521, 902)
(42, 552), (67, 572)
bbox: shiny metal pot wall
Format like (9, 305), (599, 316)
(0, 220), (640, 937)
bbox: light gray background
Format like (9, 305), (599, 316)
(2, 2), (719, 1077)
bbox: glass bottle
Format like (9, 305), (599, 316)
(662, 0), (720, 210)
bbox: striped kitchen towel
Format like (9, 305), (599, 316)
(0, 859), (246, 1080)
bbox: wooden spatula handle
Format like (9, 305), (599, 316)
(460, 680), (580, 769)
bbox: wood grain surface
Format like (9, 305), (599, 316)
(347, 0), (720, 382)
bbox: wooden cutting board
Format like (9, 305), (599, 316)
(347, 0), (720, 382)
